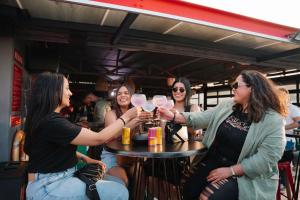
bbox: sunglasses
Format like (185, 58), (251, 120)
(230, 82), (249, 89)
(172, 87), (185, 93)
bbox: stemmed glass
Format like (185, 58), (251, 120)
(142, 100), (156, 124)
(152, 95), (168, 121)
(131, 94), (147, 134)
(131, 94), (146, 107)
(152, 95), (168, 108)
(162, 99), (174, 110)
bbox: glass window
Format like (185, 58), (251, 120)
(207, 91), (217, 96)
(290, 93), (297, 103)
(207, 98), (217, 105)
(218, 90), (231, 95)
(284, 84), (296, 90)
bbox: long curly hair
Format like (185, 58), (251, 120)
(233, 70), (288, 122)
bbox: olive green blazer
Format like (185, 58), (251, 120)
(182, 99), (285, 200)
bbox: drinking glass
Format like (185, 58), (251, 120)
(131, 94), (147, 135)
(152, 95), (168, 120)
(162, 99), (174, 110)
(142, 100), (156, 124)
(131, 94), (147, 107)
(152, 95), (167, 108)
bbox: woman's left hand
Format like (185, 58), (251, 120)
(138, 111), (153, 122)
(207, 167), (232, 183)
(82, 156), (106, 172)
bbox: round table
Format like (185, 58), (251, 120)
(105, 140), (207, 200)
(105, 140), (206, 158)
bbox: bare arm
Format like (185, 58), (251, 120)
(158, 108), (187, 124)
(285, 116), (300, 130)
(71, 107), (137, 146)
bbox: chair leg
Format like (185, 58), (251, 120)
(285, 166), (296, 198)
(277, 179), (281, 200)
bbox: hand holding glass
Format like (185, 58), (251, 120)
(131, 94), (147, 107)
(162, 99), (174, 110)
(142, 100), (155, 124)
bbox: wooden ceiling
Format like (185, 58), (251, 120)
(1, 0), (300, 94)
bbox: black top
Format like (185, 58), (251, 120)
(213, 110), (251, 164)
(27, 112), (81, 173)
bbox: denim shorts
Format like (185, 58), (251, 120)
(101, 149), (118, 172)
(26, 166), (128, 200)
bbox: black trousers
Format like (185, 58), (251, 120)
(183, 153), (238, 200)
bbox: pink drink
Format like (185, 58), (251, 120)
(131, 94), (146, 107)
(163, 100), (174, 110)
(148, 127), (157, 146)
(152, 95), (167, 108)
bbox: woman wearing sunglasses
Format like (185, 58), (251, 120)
(169, 77), (202, 141)
(159, 70), (287, 200)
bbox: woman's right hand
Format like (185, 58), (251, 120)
(158, 107), (175, 121)
(122, 107), (139, 122)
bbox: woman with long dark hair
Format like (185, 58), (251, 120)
(24, 72), (138, 200)
(103, 84), (150, 186)
(169, 77), (201, 140)
(159, 70), (287, 200)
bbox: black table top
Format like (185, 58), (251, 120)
(105, 140), (207, 158)
(286, 134), (300, 138)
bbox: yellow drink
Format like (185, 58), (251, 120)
(156, 127), (162, 145)
(122, 127), (130, 145)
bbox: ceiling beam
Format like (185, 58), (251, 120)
(10, 16), (299, 69)
(167, 58), (204, 72)
(111, 13), (138, 45)
(256, 47), (300, 62)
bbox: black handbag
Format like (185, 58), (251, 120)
(74, 163), (104, 200)
(165, 121), (184, 143)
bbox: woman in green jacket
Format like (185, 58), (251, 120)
(159, 70), (287, 200)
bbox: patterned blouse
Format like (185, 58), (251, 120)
(213, 110), (252, 164)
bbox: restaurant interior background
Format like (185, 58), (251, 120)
(0, 0), (299, 162)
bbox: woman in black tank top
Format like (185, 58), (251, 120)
(169, 77), (202, 139)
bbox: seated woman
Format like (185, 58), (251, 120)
(103, 84), (150, 186)
(159, 70), (287, 200)
(168, 77), (202, 141)
(25, 72), (139, 200)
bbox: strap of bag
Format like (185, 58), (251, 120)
(77, 172), (101, 200)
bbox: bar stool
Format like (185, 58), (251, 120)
(277, 161), (295, 200)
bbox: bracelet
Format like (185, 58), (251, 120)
(119, 117), (126, 125)
(172, 112), (176, 122)
(230, 166), (236, 176)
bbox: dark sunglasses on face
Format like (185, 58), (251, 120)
(230, 82), (249, 89)
(172, 87), (185, 93)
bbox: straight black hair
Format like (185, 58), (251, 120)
(171, 77), (192, 107)
(24, 72), (65, 154)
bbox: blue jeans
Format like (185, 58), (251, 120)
(101, 149), (118, 172)
(26, 167), (128, 200)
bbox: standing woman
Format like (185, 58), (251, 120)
(24, 72), (138, 200)
(159, 70), (287, 200)
(170, 77), (202, 140)
(103, 84), (149, 186)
